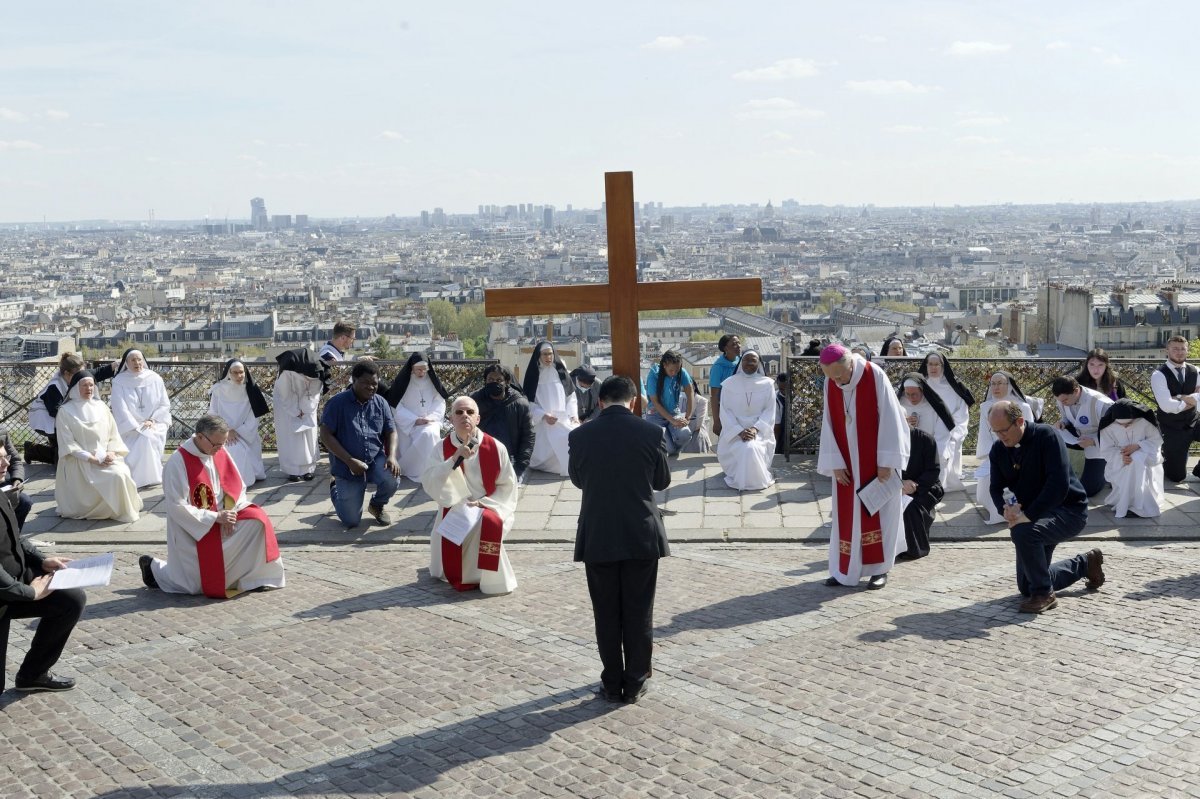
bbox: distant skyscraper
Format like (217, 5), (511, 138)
(250, 197), (268, 231)
(420, 210), (430, 228)
(294, 214), (309, 228)
(543, 207), (553, 230)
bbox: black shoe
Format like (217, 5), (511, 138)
(287, 475), (303, 483)
(138, 555), (158, 589)
(867, 573), (888, 590)
(824, 577), (844, 587)
(14, 672), (76, 693)
(598, 686), (623, 703)
(623, 684), (648, 704)
(302, 472), (315, 481)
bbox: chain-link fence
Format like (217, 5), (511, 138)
(1, 359), (497, 450)
(783, 355), (1171, 456)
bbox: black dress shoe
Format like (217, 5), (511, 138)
(623, 684), (648, 704)
(302, 472), (315, 481)
(287, 475), (303, 483)
(1084, 548), (1105, 590)
(598, 687), (623, 702)
(867, 573), (888, 590)
(824, 577), (844, 587)
(138, 555), (159, 589)
(14, 672), (76, 693)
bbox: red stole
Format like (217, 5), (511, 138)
(180, 448), (278, 599)
(439, 434), (503, 592)
(826, 362), (885, 574)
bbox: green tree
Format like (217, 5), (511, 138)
(813, 290), (846, 313)
(952, 338), (1003, 358)
(691, 331), (721, 342)
(427, 299), (457, 336)
(879, 300), (919, 313)
(456, 305), (490, 340)
(1189, 337), (1200, 361)
(370, 334), (400, 360)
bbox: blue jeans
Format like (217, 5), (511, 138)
(1010, 507), (1088, 596)
(647, 412), (692, 455)
(329, 453), (398, 527)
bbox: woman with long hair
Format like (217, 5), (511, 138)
(1075, 348), (1126, 401)
(645, 350), (695, 456)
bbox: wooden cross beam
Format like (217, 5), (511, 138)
(484, 171), (763, 383)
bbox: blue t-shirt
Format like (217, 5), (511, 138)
(709, 355), (740, 392)
(319, 389), (395, 479)
(645, 364), (693, 416)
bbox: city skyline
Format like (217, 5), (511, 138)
(2, 1), (1198, 222)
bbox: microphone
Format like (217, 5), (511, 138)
(452, 440), (476, 469)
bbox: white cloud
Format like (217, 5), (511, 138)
(956, 114), (1009, 127)
(0, 107), (29, 122)
(738, 98), (826, 120)
(945, 41), (1011, 56)
(1045, 40), (1071, 51)
(0, 140), (42, 150)
(1104, 54), (1128, 66)
(733, 58), (819, 81)
(379, 130), (409, 142)
(642, 34), (706, 51)
(763, 130), (793, 141)
(956, 135), (1002, 144)
(770, 147), (817, 158)
(44, 109), (70, 121)
(883, 125), (926, 134)
(860, 34), (888, 44)
(844, 79), (938, 94)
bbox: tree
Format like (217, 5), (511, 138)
(813, 290), (846, 313)
(879, 300), (919, 313)
(428, 299), (457, 336)
(370, 334), (401, 360)
(952, 338), (1003, 358)
(691, 331), (721, 342)
(1189, 337), (1200, 361)
(456, 305), (490, 340)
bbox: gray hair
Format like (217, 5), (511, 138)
(195, 414), (231, 436)
(988, 400), (1022, 426)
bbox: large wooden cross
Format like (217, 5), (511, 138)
(484, 171), (763, 382)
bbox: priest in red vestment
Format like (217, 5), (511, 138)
(817, 345), (910, 590)
(422, 396), (518, 595)
(140, 415), (284, 597)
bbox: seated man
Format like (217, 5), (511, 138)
(987, 400), (1104, 614)
(1098, 399), (1165, 518)
(899, 427), (943, 561)
(716, 351), (776, 490)
(0, 428), (33, 529)
(421, 396), (518, 595)
(1, 493), (84, 692)
(141, 415), (284, 597)
(1051, 375), (1114, 496)
(319, 361), (400, 527)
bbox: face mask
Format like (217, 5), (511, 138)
(485, 382), (505, 399)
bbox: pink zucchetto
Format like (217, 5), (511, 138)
(818, 344), (849, 365)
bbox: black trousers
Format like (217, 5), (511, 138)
(1, 588), (87, 691)
(584, 559), (658, 696)
(1160, 424), (1200, 483)
(902, 489), (941, 558)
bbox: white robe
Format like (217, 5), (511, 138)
(273, 370), (322, 476)
(55, 398), (142, 523)
(208, 381), (266, 484)
(1099, 418), (1165, 518)
(110, 369), (171, 488)
(422, 432), (518, 595)
(901, 396), (957, 490)
(923, 377), (970, 490)
(975, 394), (1035, 523)
(1055, 386), (1115, 461)
(30, 374), (69, 435)
(528, 366), (578, 476)
(393, 376), (447, 481)
(817, 357), (910, 584)
(151, 438), (285, 595)
(717, 370), (776, 490)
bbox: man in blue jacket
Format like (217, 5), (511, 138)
(569, 376), (671, 703)
(987, 400), (1105, 613)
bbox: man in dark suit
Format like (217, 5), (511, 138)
(569, 375), (671, 703)
(898, 427), (943, 560)
(1, 485), (85, 692)
(0, 429), (33, 529)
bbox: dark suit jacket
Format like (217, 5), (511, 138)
(902, 428), (944, 510)
(569, 405), (671, 563)
(1, 430), (26, 487)
(1, 492), (41, 615)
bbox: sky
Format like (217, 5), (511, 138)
(1, 1), (1197, 222)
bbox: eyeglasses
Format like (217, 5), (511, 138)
(990, 421), (1019, 436)
(199, 432), (226, 450)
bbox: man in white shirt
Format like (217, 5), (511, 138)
(1149, 335), (1200, 483)
(1051, 375), (1114, 496)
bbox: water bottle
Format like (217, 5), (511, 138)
(1002, 488), (1018, 508)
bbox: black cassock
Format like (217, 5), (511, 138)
(902, 428), (944, 559)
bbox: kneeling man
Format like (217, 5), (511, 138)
(141, 415), (284, 597)
(717, 351), (776, 490)
(422, 396), (518, 595)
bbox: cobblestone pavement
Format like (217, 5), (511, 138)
(5, 540), (1200, 799)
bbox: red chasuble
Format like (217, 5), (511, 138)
(439, 434), (503, 592)
(826, 363), (885, 574)
(180, 448), (279, 599)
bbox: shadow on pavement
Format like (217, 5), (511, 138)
(293, 572), (479, 620)
(86, 685), (616, 798)
(856, 597), (1029, 642)
(1123, 572), (1200, 601)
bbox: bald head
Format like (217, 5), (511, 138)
(449, 396), (479, 439)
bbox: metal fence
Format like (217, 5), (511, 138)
(783, 356), (1171, 456)
(0, 359), (497, 450)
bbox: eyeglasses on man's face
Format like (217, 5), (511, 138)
(200, 432), (226, 449)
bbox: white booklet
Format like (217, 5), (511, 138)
(48, 552), (115, 590)
(436, 502), (483, 546)
(856, 474), (902, 516)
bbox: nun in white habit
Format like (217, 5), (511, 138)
(109, 348), (171, 488)
(208, 359), (270, 485)
(522, 341), (578, 476)
(385, 352), (449, 481)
